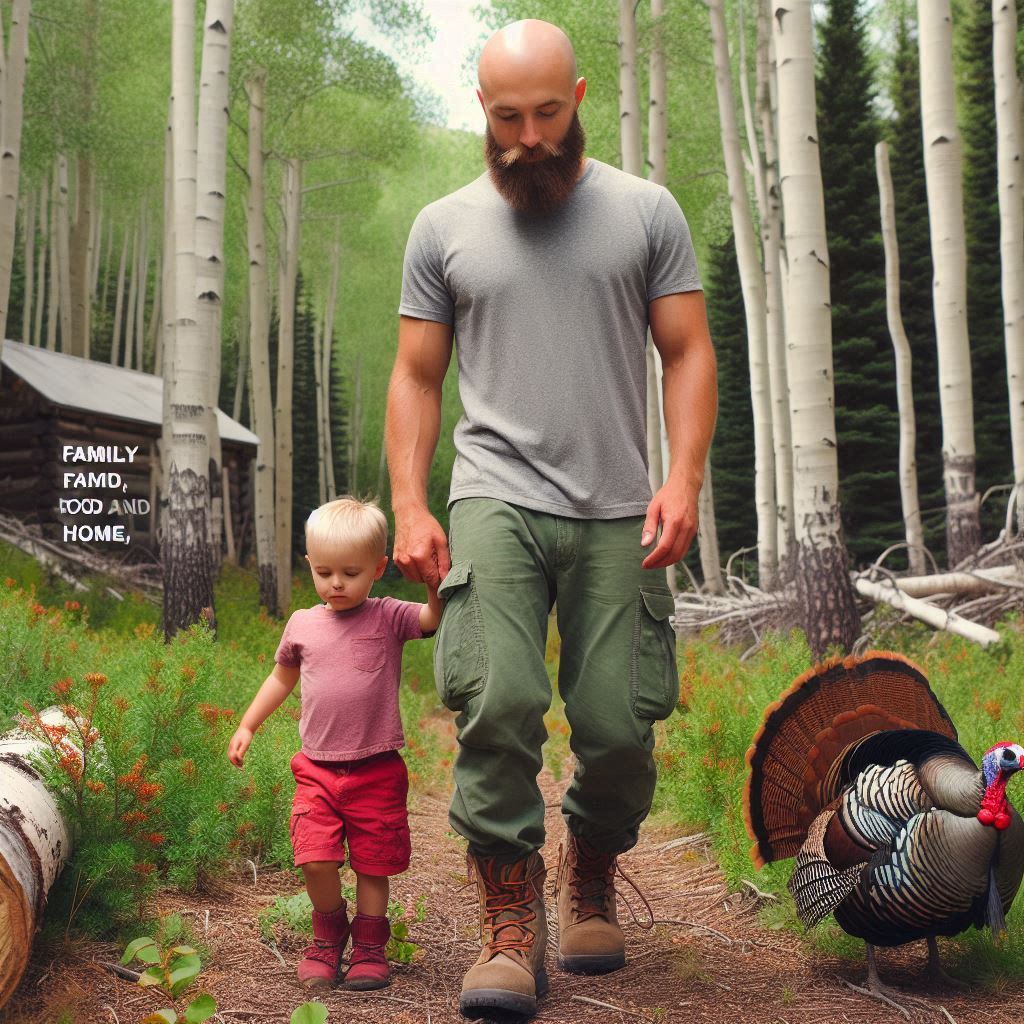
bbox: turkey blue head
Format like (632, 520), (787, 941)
(978, 742), (1024, 830)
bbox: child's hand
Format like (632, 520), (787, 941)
(228, 726), (254, 768)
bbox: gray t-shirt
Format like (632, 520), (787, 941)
(399, 158), (702, 519)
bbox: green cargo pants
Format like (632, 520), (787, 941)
(433, 497), (679, 861)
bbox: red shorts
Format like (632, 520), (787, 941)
(289, 749), (411, 876)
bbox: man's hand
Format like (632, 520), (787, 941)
(641, 478), (700, 570)
(228, 726), (254, 769)
(393, 506), (451, 587)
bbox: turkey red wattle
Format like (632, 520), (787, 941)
(978, 742), (1024, 830)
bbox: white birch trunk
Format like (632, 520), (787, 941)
(134, 202), (149, 369)
(710, 0), (777, 589)
(758, 0), (794, 569)
(32, 176), (46, 347)
(993, 0), (1024, 534)
(195, 0), (232, 569)
(233, 293), (249, 423)
(245, 71), (277, 614)
(617, 0), (643, 177)
(0, 709), (75, 1008)
(0, 0), (30, 358)
(918, 0), (980, 565)
(110, 229), (128, 366)
(876, 141), (925, 575)
(697, 452), (724, 593)
(322, 241), (340, 501)
(69, 153), (93, 358)
(55, 154), (72, 352)
(163, 0), (216, 639)
(124, 216), (139, 367)
(157, 101), (174, 377)
(90, 189), (103, 298)
(98, 207), (113, 325)
(21, 188), (33, 343)
(274, 157), (302, 615)
(46, 170), (58, 351)
(774, 0), (859, 657)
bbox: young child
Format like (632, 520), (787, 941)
(228, 496), (442, 991)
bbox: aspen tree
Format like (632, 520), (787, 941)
(918, 0), (981, 564)
(162, 0), (216, 639)
(993, 0), (1024, 533)
(244, 70), (277, 614)
(0, 0), (31, 357)
(710, 0), (775, 589)
(773, 0), (859, 656)
(876, 141), (925, 574)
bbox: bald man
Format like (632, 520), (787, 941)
(386, 18), (716, 1019)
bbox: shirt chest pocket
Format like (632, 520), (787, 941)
(350, 635), (385, 673)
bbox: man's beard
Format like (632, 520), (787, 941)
(485, 112), (586, 216)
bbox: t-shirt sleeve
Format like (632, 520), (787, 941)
(647, 189), (702, 300)
(274, 612), (302, 667)
(399, 208), (455, 325)
(379, 596), (425, 644)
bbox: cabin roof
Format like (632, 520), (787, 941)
(2, 340), (259, 448)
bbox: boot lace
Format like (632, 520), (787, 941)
(558, 840), (654, 930)
(469, 856), (546, 957)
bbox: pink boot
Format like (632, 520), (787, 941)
(297, 903), (351, 988)
(342, 913), (392, 990)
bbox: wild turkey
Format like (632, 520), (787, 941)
(744, 650), (1024, 998)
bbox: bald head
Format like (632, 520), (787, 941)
(478, 20), (578, 98)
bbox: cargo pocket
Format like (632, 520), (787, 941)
(433, 561), (488, 711)
(289, 801), (311, 850)
(630, 588), (679, 720)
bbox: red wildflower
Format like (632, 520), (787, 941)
(133, 862), (156, 876)
(84, 672), (108, 690)
(122, 811), (149, 828)
(86, 780), (106, 794)
(52, 678), (73, 698)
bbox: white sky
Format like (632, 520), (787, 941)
(349, 0), (493, 135)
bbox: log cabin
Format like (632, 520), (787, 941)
(0, 341), (258, 559)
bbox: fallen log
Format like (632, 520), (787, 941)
(0, 709), (77, 1008)
(854, 577), (1001, 647)
(888, 565), (1023, 599)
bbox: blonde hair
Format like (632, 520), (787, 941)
(305, 496), (388, 560)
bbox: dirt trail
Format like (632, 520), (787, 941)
(6, 766), (1021, 1024)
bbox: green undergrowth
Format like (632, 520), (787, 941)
(652, 621), (1024, 984)
(0, 541), (454, 936)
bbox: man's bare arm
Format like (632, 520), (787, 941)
(385, 315), (455, 585)
(643, 291), (718, 570)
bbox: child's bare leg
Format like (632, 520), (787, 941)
(301, 861), (344, 913)
(355, 872), (389, 917)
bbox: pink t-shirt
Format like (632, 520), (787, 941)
(275, 597), (424, 761)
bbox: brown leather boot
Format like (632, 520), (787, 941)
(459, 850), (548, 1019)
(555, 833), (625, 974)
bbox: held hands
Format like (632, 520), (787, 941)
(227, 726), (254, 769)
(641, 478), (700, 570)
(393, 506), (451, 587)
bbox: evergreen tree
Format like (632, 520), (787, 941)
(958, 0), (1012, 530)
(816, 0), (902, 565)
(887, 9), (946, 562)
(291, 277), (321, 559)
(703, 235), (756, 576)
